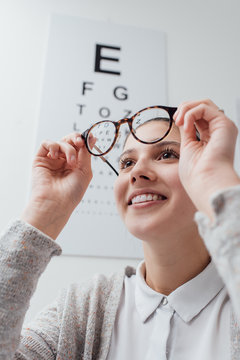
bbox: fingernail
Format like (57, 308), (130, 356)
(50, 151), (55, 159)
(71, 155), (76, 162)
(55, 151), (59, 158)
(76, 137), (81, 142)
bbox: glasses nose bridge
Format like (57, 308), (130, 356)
(112, 117), (130, 140)
(117, 117), (130, 127)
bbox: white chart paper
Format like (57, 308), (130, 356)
(36, 14), (167, 258)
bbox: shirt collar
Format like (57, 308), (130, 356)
(135, 260), (224, 323)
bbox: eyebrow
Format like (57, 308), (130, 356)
(119, 141), (180, 162)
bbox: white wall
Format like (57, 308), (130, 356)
(0, 0), (240, 323)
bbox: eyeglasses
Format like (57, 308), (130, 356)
(81, 105), (177, 176)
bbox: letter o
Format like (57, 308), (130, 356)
(99, 107), (111, 118)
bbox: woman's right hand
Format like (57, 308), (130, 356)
(21, 133), (93, 239)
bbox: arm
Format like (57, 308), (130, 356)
(0, 133), (93, 358)
(0, 220), (61, 359)
(195, 185), (240, 320)
(174, 99), (240, 318)
(21, 133), (93, 239)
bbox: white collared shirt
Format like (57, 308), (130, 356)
(106, 261), (230, 359)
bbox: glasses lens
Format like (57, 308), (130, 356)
(132, 107), (171, 143)
(87, 121), (116, 155)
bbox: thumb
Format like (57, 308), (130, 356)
(177, 123), (199, 148)
(76, 138), (93, 170)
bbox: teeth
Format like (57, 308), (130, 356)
(140, 194), (147, 202)
(131, 193), (166, 204)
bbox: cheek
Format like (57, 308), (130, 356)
(171, 176), (184, 193)
(160, 165), (181, 189)
(162, 166), (192, 203)
(169, 174), (187, 200)
(113, 177), (126, 210)
(170, 175), (196, 212)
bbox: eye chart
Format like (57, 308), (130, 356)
(36, 14), (167, 258)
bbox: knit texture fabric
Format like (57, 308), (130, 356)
(195, 185), (240, 360)
(1, 186), (240, 359)
(0, 220), (61, 359)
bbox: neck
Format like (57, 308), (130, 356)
(142, 228), (210, 295)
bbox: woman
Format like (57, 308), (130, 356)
(1, 99), (240, 359)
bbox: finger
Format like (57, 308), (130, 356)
(88, 133), (97, 149)
(176, 99), (218, 117)
(57, 141), (80, 165)
(76, 137), (93, 167)
(194, 119), (210, 142)
(178, 123), (198, 148)
(61, 132), (94, 167)
(37, 140), (60, 159)
(177, 103), (217, 146)
(61, 132), (93, 168)
(37, 140), (78, 166)
(61, 132), (85, 150)
(61, 133), (95, 169)
(182, 103), (223, 134)
(174, 99), (218, 125)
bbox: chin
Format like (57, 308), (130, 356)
(125, 218), (166, 242)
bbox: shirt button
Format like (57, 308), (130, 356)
(161, 297), (168, 305)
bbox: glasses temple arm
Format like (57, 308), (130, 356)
(81, 132), (119, 176)
(93, 144), (119, 176)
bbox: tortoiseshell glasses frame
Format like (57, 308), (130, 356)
(81, 105), (177, 176)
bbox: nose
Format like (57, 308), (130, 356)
(130, 159), (157, 184)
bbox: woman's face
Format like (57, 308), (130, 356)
(114, 121), (197, 242)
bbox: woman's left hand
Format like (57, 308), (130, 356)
(174, 99), (240, 220)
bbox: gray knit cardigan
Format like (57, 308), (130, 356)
(1, 186), (240, 359)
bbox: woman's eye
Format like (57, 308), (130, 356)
(158, 149), (179, 160)
(119, 158), (135, 169)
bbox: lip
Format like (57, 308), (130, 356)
(127, 189), (167, 206)
(130, 199), (166, 209)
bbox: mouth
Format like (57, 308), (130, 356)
(128, 193), (167, 205)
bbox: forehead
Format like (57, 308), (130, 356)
(124, 120), (180, 150)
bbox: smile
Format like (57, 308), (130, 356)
(129, 193), (167, 205)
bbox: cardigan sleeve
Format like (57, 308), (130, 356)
(195, 185), (240, 321)
(0, 219), (62, 359)
(15, 300), (60, 359)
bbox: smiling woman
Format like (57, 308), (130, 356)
(114, 121), (197, 247)
(1, 99), (240, 359)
